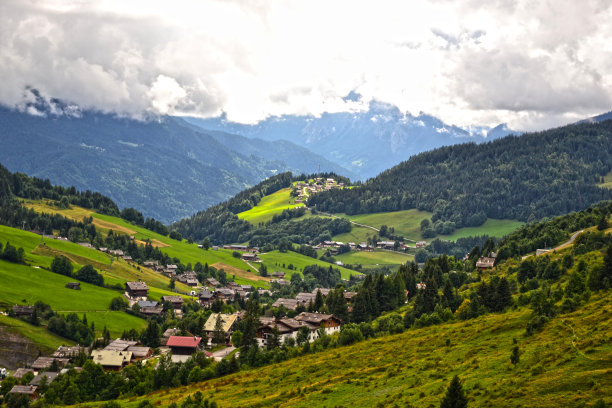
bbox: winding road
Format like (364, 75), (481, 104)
(522, 230), (584, 260)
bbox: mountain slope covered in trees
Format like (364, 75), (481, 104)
(308, 120), (612, 229)
(0, 92), (351, 223)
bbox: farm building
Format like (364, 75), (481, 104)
(125, 281), (149, 298)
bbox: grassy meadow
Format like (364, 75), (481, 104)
(0, 259), (146, 337)
(334, 249), (414, 268)
(440, 219), (524, 241)
(21, 200), (270, 287)
(237, 188), (304, 225)
(333, 210), (523, 244)
(339, 209), (432, 241)
(94, 291), (611, 408)
(259, 250), (361, 280)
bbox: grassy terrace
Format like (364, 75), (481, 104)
(94, 292), (611, 407)
(439, 219), (524, 241)
(238, 188), (304, 225)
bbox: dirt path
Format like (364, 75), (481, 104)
(522, 230), (584, 260)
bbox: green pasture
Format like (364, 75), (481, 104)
(440, 219), (524, 241)
(238, 188), (304, 225)
(259, 250), (361, 280)
(334, 249), (413, 267)
(0, 260), (146, 336)
(337, 209), (433, 241)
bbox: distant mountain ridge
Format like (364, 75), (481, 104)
(185, 100), (518, 179)
(0, 92), (352, 223)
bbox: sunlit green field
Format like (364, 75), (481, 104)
(259, 250), (361, 280)
(338, 209), (432, 241)
(333, 209), (523, 243)
(440, 219), (524, 241)
(334, 249), (413, 268)
(0, 259), (146, 337)
(238, 188), (304, 225)
(21, 200), (269, 288)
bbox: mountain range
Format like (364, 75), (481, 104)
(0, 91), (349, 223)
(185, 100), (517, 179)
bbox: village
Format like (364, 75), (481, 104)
(292, 177), (344, 204)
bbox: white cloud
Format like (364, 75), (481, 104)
(0, 0), (611, 130)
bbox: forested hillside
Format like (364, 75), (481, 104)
(308, 120), (612, 229)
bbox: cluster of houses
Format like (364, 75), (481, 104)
(271, 288), (356, 311)
(314, 241), (373, 253)
(5, 347), (86, 400)
(293, 178), (344, 204)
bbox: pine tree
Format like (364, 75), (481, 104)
(510, 346), (520, 365)
(314, 289), (324, 311)
(440, 375), (468, 408)
(597, 214), (608, 231)
(239, 297), (260, 352)
(213, 314), (226, 345)
(496, 277), (513, 311)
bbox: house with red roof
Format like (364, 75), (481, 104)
(166, 336), (202, 355)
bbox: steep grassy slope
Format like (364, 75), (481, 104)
(97, 292), (611, 407)
(237, 188), (303, 225)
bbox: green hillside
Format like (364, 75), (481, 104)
(0, 258), (146, 337)
(94, 292), (611, 407)
(238, 188), (303, 225)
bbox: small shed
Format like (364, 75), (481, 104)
(65, 282), (81, 290)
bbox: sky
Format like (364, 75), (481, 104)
(1, 0), (612, 131)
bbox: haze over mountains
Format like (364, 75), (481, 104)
(186, 100), (517, 179)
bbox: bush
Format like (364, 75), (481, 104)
(109, 296), (128, 311)
(526, 315), (549, 335)
(338, 324), (364, 346)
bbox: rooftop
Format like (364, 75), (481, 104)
(166, 336), (202, 348)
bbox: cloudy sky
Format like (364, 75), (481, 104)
(2, 0), (612, 130)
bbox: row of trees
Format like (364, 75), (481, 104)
(50, 256), (104, 286)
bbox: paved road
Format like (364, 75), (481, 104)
(211, 346), (236, 361)
(522, 230), (584, 260)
